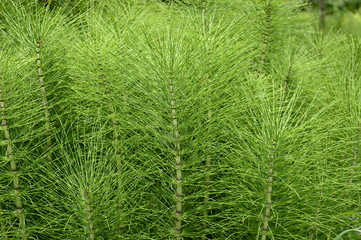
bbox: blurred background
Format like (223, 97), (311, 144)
(308, 0), (361, 36)
(34, 0), (361, 36)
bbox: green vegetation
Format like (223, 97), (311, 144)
(0, 0), (360, 239)
(308, 0), (361, 35)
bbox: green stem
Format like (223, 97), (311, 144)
(96, 49), (124, 233)
(96, 49), (121, 163)
(261, 139), (276, 240)
(0, 84), (26, 239)
(36, 40), (52, 161)
(169, 69), (184, 239)
(260, 0), (272, 70)
(83, 190), (95, 240)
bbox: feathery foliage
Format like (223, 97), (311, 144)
(0, 0), (360, 239)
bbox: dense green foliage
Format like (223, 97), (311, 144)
(0, 0), (360, 239)
(308, 0), (361, 12)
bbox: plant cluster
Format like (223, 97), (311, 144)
(0, 0), (360, 239)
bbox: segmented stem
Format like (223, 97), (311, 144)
(261, 139), (276, 240)
(0, 84), (26, 239)
(83, 190), (95, 240)
(260, 0), (272, 69)
(169, 69), (184, 239)
(36, 40), (52, 161)
(96, 49), (122, 168)
(96, 49), (124, 233)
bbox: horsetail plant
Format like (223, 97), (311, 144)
(0, 62), (26, 240)
(316, 35), (361, 232)
(0, 3), (75, 238)
(249, 0), (310, 73)
(0, 0), (360, 239)
(133, 26), (188, 238)
(0, 48), (56, 238)
(1, 2), (74, 161)
(65, 8), (137, 235)
(47, 124), (122, 239)
(35, 39), (53, 161)
(168, 65), (184, 239)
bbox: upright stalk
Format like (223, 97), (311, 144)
(0, 83), (26, 239)
(96, 49), (120, 159)
(35, 40), (52, 161)
(261, 139), (276, 240)
(260, 0), (272, 70)
(97, 50), (121, 163)
(96, 48), (124, 232)
(169, 68), (184, 239)
(83, 189), (95, 240)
